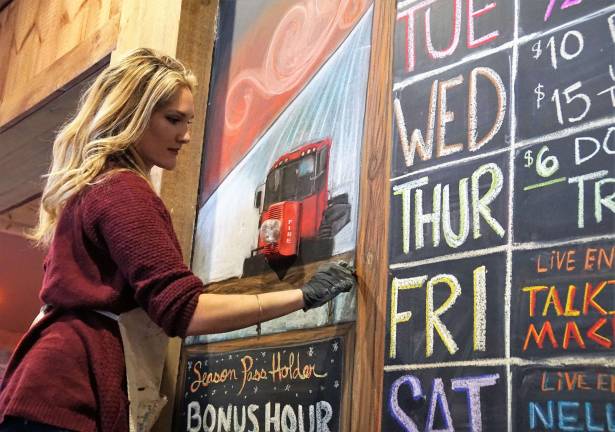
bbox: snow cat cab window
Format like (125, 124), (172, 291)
(263, 154), (316, 207)
(315, 148), (328, 191)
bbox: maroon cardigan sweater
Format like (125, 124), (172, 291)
(0, 171), (203, 431)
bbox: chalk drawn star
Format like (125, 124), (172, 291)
(332, 342), (339, 352)
(320, 385), (326, 391)
(254, 386), (259, 394)
(334, 380), (340, 389)
(228, 355), (233, 360)
(225, 390), (228, 395)
(285, 385), (291, 392)
(187, 361), (193, 368)
(308, 347), (314, 357)
(212, 390), (216, 395)
(261, 352), (266, 357)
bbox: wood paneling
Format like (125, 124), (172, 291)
(0, 198), (38, 236)
(0, 0), (120, 128)
(351, 0), (395, 430)
(111, 0), (182, 65)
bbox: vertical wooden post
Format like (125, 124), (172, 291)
(153, 1), (220, 430)
(351, 0), (395, 430)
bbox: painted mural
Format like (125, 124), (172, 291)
(191, 0), (374, 341)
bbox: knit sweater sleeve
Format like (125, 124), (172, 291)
(82, 171), (203, 337)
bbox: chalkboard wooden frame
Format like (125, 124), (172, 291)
(173, 323), (355, 431)
(351, 0), (396, 431)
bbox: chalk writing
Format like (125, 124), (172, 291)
(394, 67), (506, 169)
(395, 0), (513, 78)
(387, 254), (506, 364)
(186, 401), (333, 432)
(517, 367), (615, 431)
(180, 338), (343, 431)
(515, 126), (615, 242)
(513, 242), (615, 357)
(517, 13), (615, 140)
(544, 0), (584, 22)
(391, 156), (508, 263)
(385, 368), (506, 432)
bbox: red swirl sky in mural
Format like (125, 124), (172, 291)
(200, 0), (372, 203)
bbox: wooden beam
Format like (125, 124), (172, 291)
(0, 0), (121, 128)
(351, 0), (395, 430)
(152, 1), (219, 430)
(0, 197), (39, 236)
(0, 64), (106, 216)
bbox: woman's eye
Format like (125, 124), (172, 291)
(166, 117), (180, 124)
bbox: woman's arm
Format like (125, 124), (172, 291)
(185, 289), (304, 336)
(185, 262), (356, 336)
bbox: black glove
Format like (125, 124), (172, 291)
(301, 261), (357, 311)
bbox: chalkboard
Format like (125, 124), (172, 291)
(384, 0), (615, 430)
(175, 330), (350, 432)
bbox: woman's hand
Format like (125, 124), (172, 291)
(300, 261), (357, 310)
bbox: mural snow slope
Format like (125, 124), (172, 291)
(193, 8), (373, 284)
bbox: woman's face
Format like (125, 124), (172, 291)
(134, 86), (195, 171)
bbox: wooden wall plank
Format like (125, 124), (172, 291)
(110, 0), (182, 64)
(0, 0), (121, 128)
(153, 1), (220, 430)
(351, 0), (395, 430)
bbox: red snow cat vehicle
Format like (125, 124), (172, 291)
(242, 137), (351, 277)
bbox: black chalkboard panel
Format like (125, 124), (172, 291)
(390, 153), (509, 264)
(514, 125), (615, 243)
(516, 11), (615, 141)
(383, 366), (507, 432)
(519, 0), (614, 36)
(393, 49), (511, 177)
(513, 366), (615, 431)
(386, 253), (506, 365)
(385, 0), (615, 430)
(175, 337), (344, 432)
(393, 0), (514, 80)
(511, 240), (615, 358)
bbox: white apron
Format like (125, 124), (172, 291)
(33, 307), (169, 432)
(97, 308), (169, 432)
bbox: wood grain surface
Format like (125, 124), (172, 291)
(351, 0), (395, 430)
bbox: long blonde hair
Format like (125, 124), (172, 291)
(31, 48), (197, 247)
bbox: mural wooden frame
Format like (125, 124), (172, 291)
(168, 0), (396, 431)
(174, 0), (396, 430)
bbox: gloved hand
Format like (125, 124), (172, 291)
(301, 261), (357, 311)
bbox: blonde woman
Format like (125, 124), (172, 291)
(0, 48), (355, 432)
